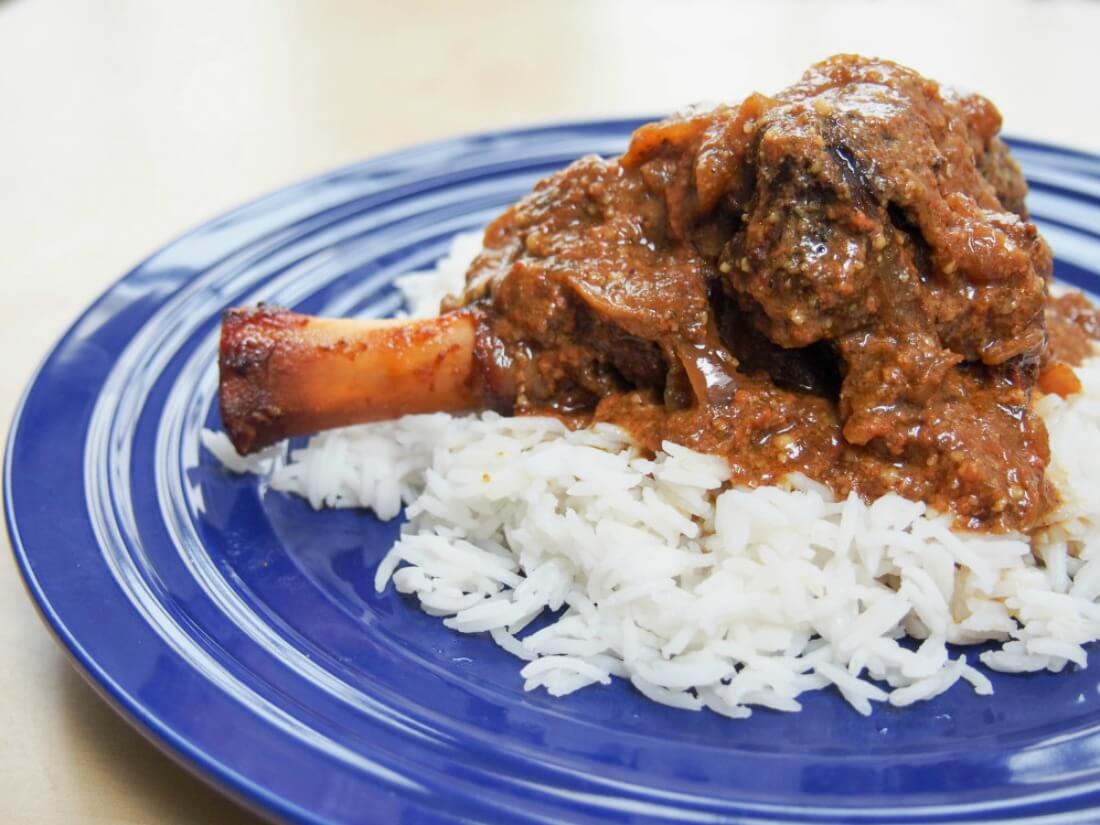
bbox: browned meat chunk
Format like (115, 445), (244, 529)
(220, 55), (1100, 533)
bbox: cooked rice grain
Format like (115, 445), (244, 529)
(202, 235), (1100, 718)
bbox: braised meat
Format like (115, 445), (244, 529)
(220, 55), (1100, 532)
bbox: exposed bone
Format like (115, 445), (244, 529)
(219, 306), (494, 453)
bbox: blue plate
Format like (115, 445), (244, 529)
(7, 120), (1100, 824)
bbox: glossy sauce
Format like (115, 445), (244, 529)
(448, 56), (1096, 532)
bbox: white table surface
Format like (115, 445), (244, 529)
(3, 0), (1099, 821)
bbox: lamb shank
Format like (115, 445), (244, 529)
(221, 55), (1099, 532)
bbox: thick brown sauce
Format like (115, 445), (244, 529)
(446, 56), (1098, 533)
(1047, 292), (1100, 367)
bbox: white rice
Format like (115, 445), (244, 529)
(203, 234), (1100, 718)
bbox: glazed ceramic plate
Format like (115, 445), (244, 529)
(7, 120), (1100, 824)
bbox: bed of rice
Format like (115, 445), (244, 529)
(204, 234), (1100, 718)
